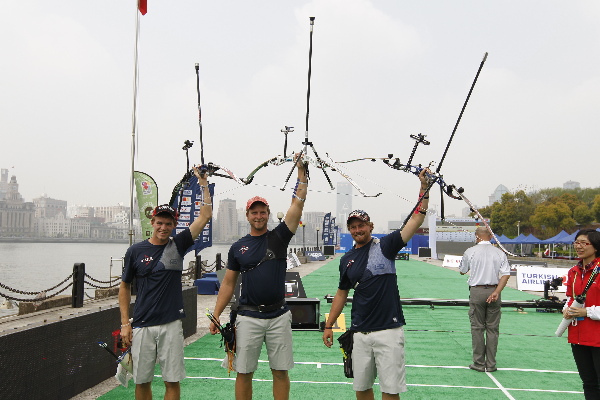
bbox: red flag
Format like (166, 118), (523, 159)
(138, 0), (147, 15)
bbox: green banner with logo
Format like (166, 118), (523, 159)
(134, 171), (158, 240)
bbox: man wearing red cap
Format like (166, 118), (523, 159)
(119, 166), (212, 400)
(210, 157), (307, 400)
(322, 169), (430, 400)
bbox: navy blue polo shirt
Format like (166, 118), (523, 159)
(339, 230), (407, 332)
(228, 222), (294, 319)
(122, 229), (193, 327)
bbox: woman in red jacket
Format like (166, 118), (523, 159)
(564, 228), (600, 399)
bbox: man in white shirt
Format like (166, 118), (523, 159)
(459, 226), (510, 372)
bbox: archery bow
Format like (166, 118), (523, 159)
(330, 52), (517, 255)
(240, 151), (381, 197)
(226, 17), (379, 197)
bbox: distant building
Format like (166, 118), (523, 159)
(563, 180), (581, 190)
(462, 206), (477, 218)
(0, 175), (35, 237)
(488, 184), (509, 205)
(68, 205), (95, 219)
(216, 199), (238, 241)
(35, 213), (70, 238)
(301, 211), (326, 245)
(0, 168), (8, 200)
(95, 204), (129, 224)
(336, 182), (353, 233)
(70, 218), (91, 238)
(33, 194), (67, 219)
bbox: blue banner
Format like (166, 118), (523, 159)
(170, 177), (214, 255)
(322, 213), (332, 246)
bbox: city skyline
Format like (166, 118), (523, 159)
(3, 170), (591, 238)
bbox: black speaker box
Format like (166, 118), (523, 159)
(287, 298), (320, 330)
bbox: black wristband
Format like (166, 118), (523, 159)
(324, 327), (333, 329)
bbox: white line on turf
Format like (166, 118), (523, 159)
(185, 358), (578, 374)
(486, 371), (516, 399)
(161, 376), (583, 394)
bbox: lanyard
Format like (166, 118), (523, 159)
(573, 259), (600, 297)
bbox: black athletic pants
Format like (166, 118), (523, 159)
(572, 343), (600, 400)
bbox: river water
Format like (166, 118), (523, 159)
(0, 242), (232, 317)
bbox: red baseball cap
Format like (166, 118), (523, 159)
(246, 196), (269, 211)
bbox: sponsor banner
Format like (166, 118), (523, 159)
(171, 177), (215, 254)
(516, 266), (567, 292)
(306, 250), (326, 261)
(442, 255), (463, 268)
(322, 212), (333, 246)
(286, 253), (302, 269)
(133, 171), (158, 240)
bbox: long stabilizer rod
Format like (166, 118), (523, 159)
(436, 52), (488, 173)
(195, 63), (205, 165)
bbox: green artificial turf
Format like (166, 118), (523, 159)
(101, 257), (583, 399)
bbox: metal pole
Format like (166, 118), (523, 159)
(303, 225), (306, 255)
(194, 255), (202, 280)
(72, 263), (85, 308)
(317, 229), (319, 250)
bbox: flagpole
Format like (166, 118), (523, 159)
(129, 2), (142, 246)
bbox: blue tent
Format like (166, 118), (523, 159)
(511, 233), (528, 244)
(491, 234), (512, 244)
(522, 234), (543, 244)
(561, 230), (579, 244)
(542, 230), (570, 244)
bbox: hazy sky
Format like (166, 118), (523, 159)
(2, 1), (599, 229)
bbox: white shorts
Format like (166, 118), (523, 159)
(352, 326), (407, 394)
(225, 311), (294, 373)
(131, 319), (186, 384)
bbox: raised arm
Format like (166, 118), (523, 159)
(400, 168), (430, 243)
(189, 165), (213, 240)
(284, 155), (308, 234)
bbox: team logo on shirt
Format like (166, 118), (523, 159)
(346, 259), (355, 269)
(141, 255), (154, 265)
(240, 246), (249, 254)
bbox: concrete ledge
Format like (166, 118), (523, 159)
(95, 287), (119, 299)
(18, 295), (71, 315)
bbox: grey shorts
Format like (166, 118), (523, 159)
(225, 311), (294, 374)
(352, 326), (407, 394)
(131, 319), (185, 384)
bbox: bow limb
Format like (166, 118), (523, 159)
(205, 163), (246, 185)
(458, 191), (519, 257)
(240, 154), (296, 185)
(321, 156), (381, 197)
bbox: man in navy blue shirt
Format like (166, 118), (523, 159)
(323, 169), (429, 400)
(119, 166), (212, 400)
(209, 157), (307, 400)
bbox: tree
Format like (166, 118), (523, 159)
(530, 201), (576, 237)
(592, 195), (600, 222)
(573, 204), (594, 226)
(552, 193), (583, 213)
(487, 191), (534, 236)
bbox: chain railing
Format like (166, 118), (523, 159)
(0, 254), (225, 311)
